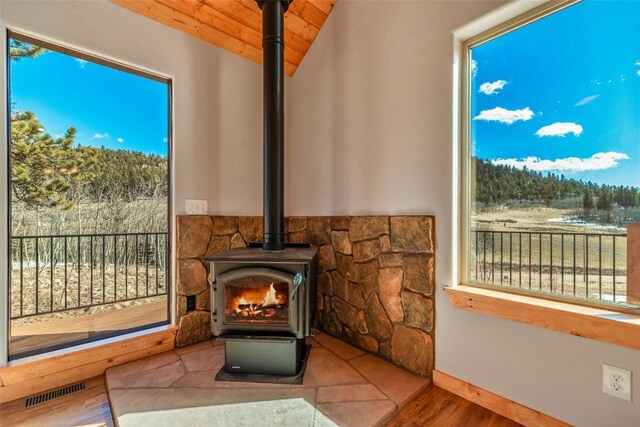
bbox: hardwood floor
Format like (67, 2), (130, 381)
(0, 375), (519, 427)
(386, 384), (522, 427)
(0, 376), (114, 427)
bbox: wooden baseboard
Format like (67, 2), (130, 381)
(433, 370), (570, 427)
(0, 327), (176, 403)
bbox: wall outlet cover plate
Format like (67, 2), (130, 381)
(603, 364), (632, 402)
(186, 199), (208, 215)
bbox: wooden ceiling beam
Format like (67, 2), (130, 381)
(237, 0), (316, 42)
(156, 0), (261, 45)
(202, 0), (261, 32)
(284, 10), (320, 42)
(112, 0), (297, 74)
(111, 0), (338, 76)
(202, 0), (313, 55)
(306, 0), (336, 16)
(155, 0), (304, 65)
(111, 0), (261, 66)
(288, 0), (326, 30)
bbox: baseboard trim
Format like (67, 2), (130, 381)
(433, 370), (570, 427)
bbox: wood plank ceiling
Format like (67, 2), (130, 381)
(110, 0), (337, 76)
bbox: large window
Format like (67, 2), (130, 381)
(462, 0), (640, 311)
(7, 32), (171, 359)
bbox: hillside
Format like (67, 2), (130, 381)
(473, 157), (640, 209)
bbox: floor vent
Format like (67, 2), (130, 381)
(20, 381), (87, 410)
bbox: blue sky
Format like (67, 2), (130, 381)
(10, 42), (169, 156)
(471, 0), (640, 187)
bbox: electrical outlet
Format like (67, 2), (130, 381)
(603, 364), (632, 401)
(185, 199), (208, 215)
(186, 295), (196, 312)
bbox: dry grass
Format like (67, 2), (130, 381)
(10, 263), (168, 327)
(472, 207), (631, 305)
(473, 207), (627, 234)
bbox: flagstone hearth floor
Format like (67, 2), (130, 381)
(105, 332), (429, 427)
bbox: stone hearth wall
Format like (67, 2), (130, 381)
(175, 215), (435, 376)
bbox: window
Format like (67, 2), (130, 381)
(461, 0), (640, 312)
(7, 32), (172, 359)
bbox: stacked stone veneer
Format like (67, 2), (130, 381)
(176, 215), (435, 376)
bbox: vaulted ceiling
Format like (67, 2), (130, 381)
(110, 0), (337, 76)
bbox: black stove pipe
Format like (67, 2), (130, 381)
(257, 0), (290, 251)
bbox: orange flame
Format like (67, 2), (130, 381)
(263, 283), (278, 306)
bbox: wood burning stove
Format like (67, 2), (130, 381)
(205, 246), (317, 377)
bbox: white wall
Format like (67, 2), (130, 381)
(288, 1), (640, 426)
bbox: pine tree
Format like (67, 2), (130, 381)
(582, 189), (595, 209)
(596, 187), (614, 211)
(10, 112), (86, 209)
(9, 39), (45, 61)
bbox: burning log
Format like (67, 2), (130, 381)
(227, 281), (290, 321)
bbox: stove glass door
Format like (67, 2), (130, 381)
(220, 268), (293, 326)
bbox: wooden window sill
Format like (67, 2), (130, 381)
(445, 285), (640, 351)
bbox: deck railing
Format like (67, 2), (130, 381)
(9, 232), (169, 319)
(470, 230), (628, 304)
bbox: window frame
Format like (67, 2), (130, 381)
(457, 0), (639, 315)
(4, 29), (174, 361)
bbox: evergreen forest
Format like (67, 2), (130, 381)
(473, 157), (640, 212)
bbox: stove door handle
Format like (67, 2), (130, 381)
(291, 273), (304, 300)
(211, 288), (216, 316)
(210, 275), (217, 316)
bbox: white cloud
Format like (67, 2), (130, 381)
(162, 137), (168, 143)
(491, 152), (629, 172)
(634, 60), (640, 66)
(479, 80), (507, 95)
(470, 59), (477, 77)
(636, 70), (640, 77)
(574, 95), (599, 106)
(92, 132), (109, 139)
(535, 122), (583, 137)
(75, 58), (87, 68)
(117, 137), (124, 143)
(473, 107), (534, 124)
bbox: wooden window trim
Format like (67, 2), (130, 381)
(445, 285), (640, 351)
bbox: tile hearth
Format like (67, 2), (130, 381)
(105, 332), (429, 426)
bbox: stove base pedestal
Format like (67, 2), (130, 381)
(216, 336), (311, 384)
(216, 334), (308, 381)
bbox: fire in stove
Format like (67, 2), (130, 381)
(225, 279), (289, 324)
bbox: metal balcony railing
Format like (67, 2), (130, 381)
(470, 230), (628, 304)
(9, 232), (168, 319)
